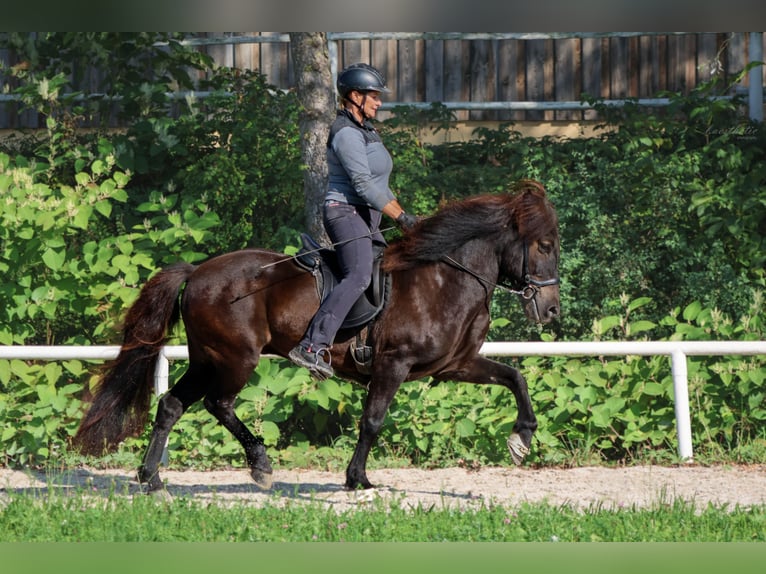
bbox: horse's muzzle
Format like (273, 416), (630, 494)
(523, 287), (560, 324)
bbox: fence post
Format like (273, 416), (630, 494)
(154, 349), (170, 466)
(670, 349), (694, 461)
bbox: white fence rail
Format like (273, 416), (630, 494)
(2, 341), (766, 462)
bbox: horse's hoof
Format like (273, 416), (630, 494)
(507, 433), (530, 465)
(344, 480), (374, 491)
(149, 488), (173, 502)
(251, 469), (273, 490)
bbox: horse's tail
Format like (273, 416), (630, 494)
(73, 262), (196, 456)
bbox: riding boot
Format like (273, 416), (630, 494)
(288, 344), (334, 379)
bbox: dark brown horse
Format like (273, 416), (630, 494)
(74, 180), (560, 492)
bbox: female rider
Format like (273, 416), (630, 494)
(288, 63), (417, 379)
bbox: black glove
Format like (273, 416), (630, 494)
(396, 212), (418, 230)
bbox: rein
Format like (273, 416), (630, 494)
(442, 240), (559, 300)
(229, 226), (397, 304)
(258, 226), (398, 271)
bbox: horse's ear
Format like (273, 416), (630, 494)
(512, 179), (546, 197)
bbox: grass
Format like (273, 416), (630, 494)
(1, 486), (765, 542)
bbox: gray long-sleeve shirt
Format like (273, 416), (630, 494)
(325, 110), (395, 212)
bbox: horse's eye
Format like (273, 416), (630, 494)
(539, 240), (553, 254)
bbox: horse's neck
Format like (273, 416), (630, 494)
(453, 240), (501, 278)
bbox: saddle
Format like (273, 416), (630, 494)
(293, 233), (391, 373)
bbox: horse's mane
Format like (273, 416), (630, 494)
(383, 180), (557, 272)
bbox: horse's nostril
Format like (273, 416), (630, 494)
(549, 305), (560, 318)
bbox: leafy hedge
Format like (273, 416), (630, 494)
(1, 295), (763, 468)
(0, 35), (764, 468)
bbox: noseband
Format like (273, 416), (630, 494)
(514, 240), (560, 299)
(442, 240), (559, 301)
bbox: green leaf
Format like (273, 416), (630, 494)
(94, 200), (112, 217)
(72, 204), (93, 229)
(75, 172), (91, 186)
(682, 301), (702, 322)
(113, 172), (130, 187)
(627, 297), (652, 312)
(642, 381), (665, 396)
(42, 248), (65, 271)
(455, 417), (476, 437)
(112, 254), (131, 270)
(0, 361), (10, 384)
(595, 315), (621, 333)
(259, 421), (280, 444)
(627, 320), (657, 335)
(590, 405), (613, 428)
(318, 379), (342, 401)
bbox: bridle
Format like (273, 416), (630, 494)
(442, 239), (559, 301)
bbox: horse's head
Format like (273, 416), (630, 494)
(501, 181), (560, 324)
(382, 180), (561, 324)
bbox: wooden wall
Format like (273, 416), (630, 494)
(1, 32), (761, 128)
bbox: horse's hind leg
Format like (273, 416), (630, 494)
(203, 393), (273, 490)
(138, 368), (206, 493)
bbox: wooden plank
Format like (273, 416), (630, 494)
(543, 39), (554, 121)
(639, 35), (654, 97)
(469, 39), (496, 121)
(370, 39), (394, 94)
(259, 32), (284, 87)
(515, 40), (526, 121)
(371, 39), (396, 120)
(600, 37), (611, 98)
(667, 34), (682, 91)
(696, 33), (719, 84)
(581, 37), (601, 120)
(525, 39), (546, 121)
(725, 32), (746, 87)
(610, 36), (628, 98)
(684, 34), (697, 93)
(573, 37), (583, 120)
(207, 33), (233, 69)
(340, 38), (363, 71)
(416, 39), (426, 102)
(628, 37), (640, 97)
(443, 39), (468, 121)
(233, 32), (256, 71)
(397, 38), (419, 102)
(496, 39), (518, 122)
(554, 38), (577, 121)
(658, 35), (668, 92)
(424, 39), (444, 102)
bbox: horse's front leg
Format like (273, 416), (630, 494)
(345, 375), (404, 490)
(441, 356), (538, 465)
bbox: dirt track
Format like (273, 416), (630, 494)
(2, 464), (765, 512)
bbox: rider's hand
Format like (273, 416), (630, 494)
(395, 212), (418, 230)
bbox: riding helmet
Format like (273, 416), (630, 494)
(336, 63), (391, 98)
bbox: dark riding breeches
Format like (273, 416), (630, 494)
(300, 202), (378, 350)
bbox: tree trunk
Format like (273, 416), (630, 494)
(289, 33), (336, 245)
